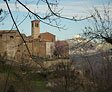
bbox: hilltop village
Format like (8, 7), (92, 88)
(0, 21), (112, 92)
(0, 20), (69, 62)
(0, 20), (111, 63)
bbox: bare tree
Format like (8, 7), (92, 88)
(0, 8), (3, 15)
(0, 8), (8, 23)
(2, 0), (93, 30)
(82, 50), (112, 92)
(47, 61), (85, 92)
(51, 41), (69, 58)
(1, 1), (103, 92)
(83, 5), (112, 45)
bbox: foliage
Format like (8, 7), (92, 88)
(7, 85), (15, 92)
(0, 58), (48, 92)
(0, 57), (6, 64)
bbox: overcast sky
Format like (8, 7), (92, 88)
(0, 0), (112, 40)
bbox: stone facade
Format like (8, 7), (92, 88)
(0, 20), (69, 62)
(0, 20), (55, 61)
(0, 30), (21, 58)
(39, 32), (55, 42)
(31, 20), (40, 39)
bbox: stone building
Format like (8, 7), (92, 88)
(39, 32), (55, 42)
(0, 20), (55, 61)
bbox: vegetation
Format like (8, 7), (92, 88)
(0, 0), (112, 92)
(1, 51), (112, 92)
(83, 5), (112, 45)
(0, 57), (48, 92)
(51, 41), (69, 58)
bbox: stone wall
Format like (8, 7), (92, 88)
(0, 31), (18, 58)
(46, 42), (54, 58)
(32, 39), (46, 57)
(39, 32), (55, 42)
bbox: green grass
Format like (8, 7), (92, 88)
(29, 80), (48, 91)
(24, 72), (48, 91)
(0, 57), (48, 92)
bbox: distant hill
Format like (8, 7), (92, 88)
(66, 35), (112, 55)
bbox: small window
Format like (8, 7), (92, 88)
(17, 49), (20, 52)
(10, 36), (14, 39)
(52, 38), (54, 42)
(38, 35), (40, 38)
(35, 23), (38, 27)
(0, 34), (2, 38)
(32, 23), (33, 27)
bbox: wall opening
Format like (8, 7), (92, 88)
(35, 23), (38, 27)
(0, 34), (2, 38)
(10, 36), (14, 39)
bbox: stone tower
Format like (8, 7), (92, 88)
(31, 20), (40, 39)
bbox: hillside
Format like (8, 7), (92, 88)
(66, 36), (112, 55)
(0, 57), (48, 92)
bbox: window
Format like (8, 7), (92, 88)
(35, 23), (38, 27)
(17, 49), (20, 52)
(0, 34), (2, 38)
(38, 35), (40, 38)
(52, 38), (54, 42)
(10, 36), (14, 39)
(32, 23), (33, 27)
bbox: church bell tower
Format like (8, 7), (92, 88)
(31, 20), (40, 39)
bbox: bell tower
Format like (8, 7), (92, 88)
(31, 20), (40, 39)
